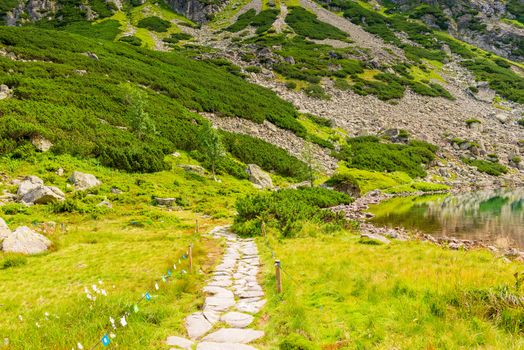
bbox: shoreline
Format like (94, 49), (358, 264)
(331, 187), (524, 262)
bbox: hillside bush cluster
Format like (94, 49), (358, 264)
(136, 16), (171, 32)
(322, 0), (523, 104)
(285, 7), (347, 40)
(0, 27), (308, 176)
(462, 158), (508, 176)
(335, 136), (438, 178)
(226, 9), (279, 34)
(233, 187), (351, 237)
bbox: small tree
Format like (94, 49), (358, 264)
(126, 87), (156, 140)
(198, 123), (225, 180)
(301, 142), (318, 187)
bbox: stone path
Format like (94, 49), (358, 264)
(166, 226), (265, 350)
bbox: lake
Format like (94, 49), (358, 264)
(368, 188), (524, 249)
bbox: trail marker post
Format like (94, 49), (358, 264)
(189, 244), (193, 273)
(275, 260), (282, 294)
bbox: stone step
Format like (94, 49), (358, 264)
(201, 328), (264, 344)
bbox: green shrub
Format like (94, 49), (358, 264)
(462, 158), (508, 176)
(335, 136), (438, 178)
(518, 119), (524, 127)
(302, 84), (329, 99)
(221, 132), (309, 180)
(226, 9), (257, 32)
(279, 333), (319, 350)
(0, 255), (28, 270)
(226, 9), (279, 34)
(285, 7), (347, 40)
(285, 81), (297, 90)
(163, 32), (192, 44)
(233, 187), (351, 237)
(136, 16), (171, 32)
(304, 113), (333, 127)
(119, 35), (142, 46)
(1, 202), (29, 215)
(245, 65), (262, 73)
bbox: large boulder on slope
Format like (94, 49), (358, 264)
(246, 164), (273, 189)
(68, 171), (101, 190)
(2, 226), (52, 254)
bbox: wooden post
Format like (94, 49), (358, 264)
(188, 244), (193, 273)
(195, 219), (199, 235)
(275, 260), (282, 294)
(261, 221), (266, 238)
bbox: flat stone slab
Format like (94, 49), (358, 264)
(166, 335), (193, 349)
(236, 299), (266, 314)
(204, 296), (235, 311)
(202, 328), (264, 344)
(197, 342), (258, 350)
(204, 286), (234, 298)
(237, 290), (264, 299)
(221, 312), (254, 328)
(185, 313), (213, 340)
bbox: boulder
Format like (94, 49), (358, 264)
(495, 113), (508, 124)
(20, 186), (65, 205)
(97, 200), (112, 209)
(31, 135), (53, 152)
(154, 197), (176, 206)
(68, 171), (101, 190)
(178, 164), (206, 175)
(0, 218), (10, 241)
(0, 84), (12, 100)
(246, 164), (273, 189)
(17, 176), (44, 197)
(2, 226), (52, 254)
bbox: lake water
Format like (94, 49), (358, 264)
(368, 188), (524, 249)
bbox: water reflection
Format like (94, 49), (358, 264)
(369, 188), (524, 248)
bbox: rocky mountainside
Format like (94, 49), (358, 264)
(380, 0), (524, 61)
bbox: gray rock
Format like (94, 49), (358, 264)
(203, 295), (235, 312)
(284, 56), (295, 65)
(0, 84), (12, 100)
(17, 176), (44, 197)
(220, 312), (254, 328)
(20, 185), (65, 205)
(68, 171), (101, 190)
(97, 200), (112, 209)
(31, 135), (53, 152)
(2, 226), (52, 254)
(495, 113), (508, 124)
(185, 312), (213, 340)
(178, 164), (206, 175)
(166, 335), (193, 349)
(0, 218), (10, 241)
(110, 187), (122, 194)
(360, 233), (391, 245)
(202, 328), (264, 344)
(154, 197), (176, 206)
(197, 343), (258, 350)
(246, 164), (273, 189)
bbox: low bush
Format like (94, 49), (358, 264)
(0, 255), (28, 270)
(221, 132), (309, 180)
(304, 113), (333, 127)
(233, 187), (351, 237)
(285, 7), (347, 40)
(335, 137), (438, 178)
(163, 32), (192, 44)
(136, 16), (171, 33)
(280, 333), (319, 350)
(462, 158), (508, 176)
(119, 35), (142, 46)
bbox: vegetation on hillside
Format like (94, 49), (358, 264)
(0, 26), (308, 177)
(285, 7), (347, 40)
(334, 136), (438, 178)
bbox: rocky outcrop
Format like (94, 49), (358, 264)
(5, 0), (58, 26)
(31, 135), (53, 152)
(246, 164), (273, 189)
(0, 84), (12, 100)
(2, 226), (52, 255)
(165, 0), (228, 23)
(68, 171), (101, 191)
(0, 218), (10, 242)
(17, 176), (65, 205)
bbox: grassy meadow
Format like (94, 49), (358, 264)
(255, 233), (524, 349)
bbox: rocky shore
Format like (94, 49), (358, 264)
(332, 189), (524, 262)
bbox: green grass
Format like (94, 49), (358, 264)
(256, 234), (524, 349)
(0, 151), (263, 349)
(136, 16), (171, 32)
(329, 167), (449, 194)
(462, 158), (509, 176)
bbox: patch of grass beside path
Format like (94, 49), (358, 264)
(255, 234), (524, 349)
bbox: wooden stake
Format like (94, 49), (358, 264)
(195, 218), (199, 235)
(189, 245), (193, 273)
(275, 260), (282, 294)
(261, 221), (266, 238)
